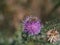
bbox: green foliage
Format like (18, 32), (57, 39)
(0, 0), (60, 45)
(0, 19), (60, 45)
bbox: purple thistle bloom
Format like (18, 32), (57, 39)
(23, 16), (42, 35)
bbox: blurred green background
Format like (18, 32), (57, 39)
(0, 0), (60, 45)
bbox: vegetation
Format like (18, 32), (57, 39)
(0, 0), (60, 45)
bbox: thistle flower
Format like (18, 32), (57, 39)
(23, 16), (42, 35)
(46, 29), (60, 44)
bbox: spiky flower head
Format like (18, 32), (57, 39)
(23, 16), (42, 35)
(47, 29), (60, 44)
